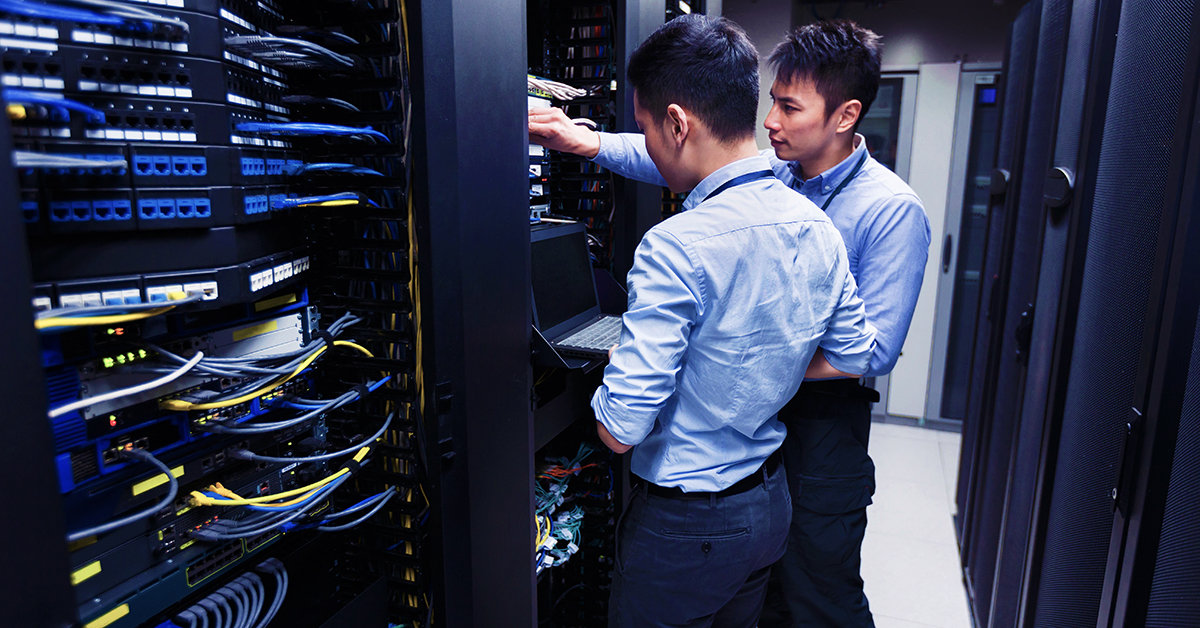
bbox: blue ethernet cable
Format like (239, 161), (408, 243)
(0, 0), (123, 25)
(4, 89), (106, 124)
(271, 192), (358, 209)
(283, 162), (385, 177)
(235, 122), (390, 144)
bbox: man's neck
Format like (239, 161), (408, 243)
(799, 133), (857, 181)
(688, 137), (762, 188)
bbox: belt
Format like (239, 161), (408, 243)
(637, 449), (781, 501)
(796, 379), (880, 403)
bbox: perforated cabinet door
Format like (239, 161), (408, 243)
(1032, 1), (1198, 625)
(956, 0), (1041, 558)
(962, 1), (1073, 624)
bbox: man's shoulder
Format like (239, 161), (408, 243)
(859, 160), (922, 207)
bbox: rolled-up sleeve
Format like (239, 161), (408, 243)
(855, 194), (930, 376)
(591, 228), (702, 446)
(819, 252), (877, 376)
(591, 132), (670, 188)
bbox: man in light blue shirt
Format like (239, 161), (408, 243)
(531, 19), (929, 627)
(543, 15), (876, 628)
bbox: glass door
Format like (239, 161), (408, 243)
(927, 70), (1001, 422)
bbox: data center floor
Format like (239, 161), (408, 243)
(863, 421), (971, 628)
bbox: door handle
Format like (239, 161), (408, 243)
(941, 234), (953, 273)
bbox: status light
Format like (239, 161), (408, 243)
(108, 416), (118, 428)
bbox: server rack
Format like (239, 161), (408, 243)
(958, 1), (1200, 626)
(956, 0), (1040, 576)
(1, 2), (420, 626)
(961, 0), (1072, 623)
(0, 93), (77, 628)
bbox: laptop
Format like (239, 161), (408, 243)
(531, 223), (624, 360)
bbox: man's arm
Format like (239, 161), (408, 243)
(529, 108), (668, 187)
(591, 229), (701, 453)
(597, 422), (632, 454)
(805, 349), (860, 380)
(854, 195), (931, 376)
(816, 245), (876, 378)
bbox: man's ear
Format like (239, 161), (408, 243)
(666, 103), (689, 146)
(835, 99), (862, 134)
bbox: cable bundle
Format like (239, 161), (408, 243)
(36, 291), (202, 332)
(13, 151), (127, 170)
(152, 313), (366, 414)
(224, 35), (356, 70)
(0, 0), (187, 36)
(4, 89), (106, 124)
(235, 122), (391, 144)
(533, 443), (598, 573)
(173, 559), (288, 628)
(527, 75), (591, 101)
(187, 447), (395, 540)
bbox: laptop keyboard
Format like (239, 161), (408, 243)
(560, 317), (623, 350)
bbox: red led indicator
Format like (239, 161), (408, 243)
(109, 416), (118, 428)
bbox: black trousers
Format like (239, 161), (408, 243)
(760, 379), (876, 628)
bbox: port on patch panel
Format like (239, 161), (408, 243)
(92, 200), (114, 220)
(241, 157), (265, 176)
(186, 542), (244, 586)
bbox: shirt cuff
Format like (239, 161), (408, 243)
(591, 385), (653, 447)
(822, 340), (875, 377)
(591, 132), (622, 168)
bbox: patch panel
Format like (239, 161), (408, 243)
(22, 143), (295, 187)
(136, 196), (214, 221)
(30, 186), (298, 233)
(44, 197), (134, 225)
(26, 97), (284, 146)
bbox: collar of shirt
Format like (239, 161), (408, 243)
(682, 155), (775, 212)
(789, 133), (868, 197)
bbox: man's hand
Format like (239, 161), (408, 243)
(529, 107), (602, 158)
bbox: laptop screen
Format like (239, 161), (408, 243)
(531, 223), (601, 336)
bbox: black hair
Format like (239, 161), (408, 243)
(627, 15), (759, 143)
(768, 20), (882, 126)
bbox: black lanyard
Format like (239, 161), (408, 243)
(819, 153), (868, 211)
(700, 170), (774, 204)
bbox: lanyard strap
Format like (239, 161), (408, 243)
(700, 170), (774, 204)
(820, 153), (868, 211)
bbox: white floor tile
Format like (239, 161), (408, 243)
(869, 428), (946, 486)
(874, 614), (941, 628)
(862, 531), (971, 627)
(868, 478), (957, 546)
(862, 422), (971, 628)
(873, 421), (943, 442)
